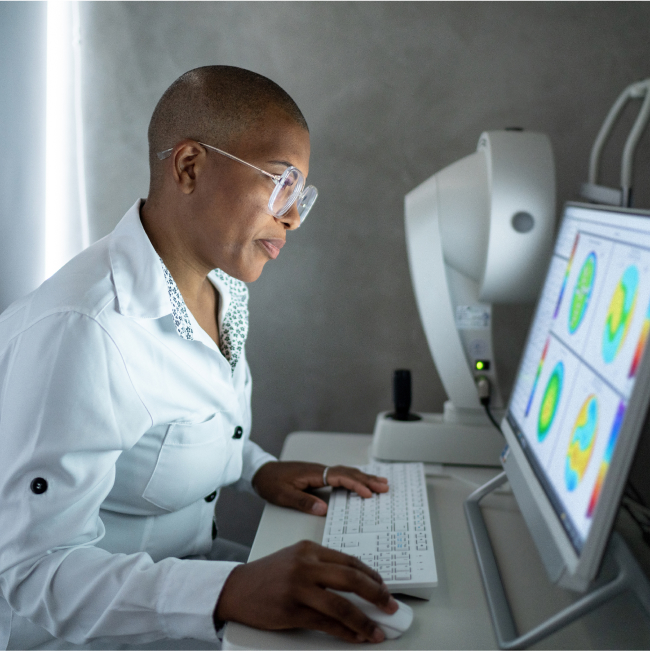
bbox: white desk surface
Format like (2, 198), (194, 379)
(223, 432), (650, 650)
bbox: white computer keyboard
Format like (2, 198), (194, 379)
(321, 462), (438, 600)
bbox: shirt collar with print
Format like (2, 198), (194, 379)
(108, 199), (249, 373)
(158, 258), (249, 373)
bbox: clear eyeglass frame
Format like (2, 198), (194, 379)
(157, 141), (317, 224)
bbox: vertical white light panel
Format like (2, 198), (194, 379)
(45, 0), (88, 280)
(45, 1), (72, 278)
(72, 1), (89, 251)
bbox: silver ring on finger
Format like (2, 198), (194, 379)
(322, 466), (331, 487)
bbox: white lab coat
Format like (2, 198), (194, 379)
(0, 201), (276, 649)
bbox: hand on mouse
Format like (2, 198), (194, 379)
(251, 461), (389, 516)
(214, 540), (399, 643)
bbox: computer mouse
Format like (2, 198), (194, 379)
(331, 590), (414, 639)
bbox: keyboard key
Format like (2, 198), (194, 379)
(322, 463), (437, 593)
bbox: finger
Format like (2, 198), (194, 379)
(290, 540), (384, 586)
(318, 562), (397, 614)
(306, 547), (397, 614)
(362, 475), (390, 494)
(359, 471), (389, 485)
(289, 464), (334, 491)
(314, 544), (383, 583)
(328, 474), (383, 498)
(301, 590), (385, 643)
(325, 467), (390, 497)
(275, 486), (328, 515)
(312, 545), (385, 585)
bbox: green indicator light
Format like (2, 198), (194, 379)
(476, 361), (484, 370)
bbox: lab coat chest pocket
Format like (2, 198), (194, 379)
(142, 413), (242, 512)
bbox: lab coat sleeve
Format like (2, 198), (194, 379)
(0, 311), (234, 645)
(239, 439), (278, 486)
(232, 359), (277, 493)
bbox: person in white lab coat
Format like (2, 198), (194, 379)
(0, 66), (398, 650)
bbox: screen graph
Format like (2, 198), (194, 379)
(508, 204), (650, 551)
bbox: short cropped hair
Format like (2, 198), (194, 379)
(147, 65), (308, 188)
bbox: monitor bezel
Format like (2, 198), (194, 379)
(502, 200), (650, 592)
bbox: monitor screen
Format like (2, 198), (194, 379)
(506, 202), (650, 556)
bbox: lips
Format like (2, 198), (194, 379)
(258, 238), (285, 259)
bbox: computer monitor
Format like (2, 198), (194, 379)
(503, 201), (650, 592)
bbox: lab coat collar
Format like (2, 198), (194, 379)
(109, 199), (171, 320)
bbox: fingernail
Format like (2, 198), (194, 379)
(311, 502), (326, 515)
(371, 627), (385, 643)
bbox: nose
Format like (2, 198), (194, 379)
(278, 202), (301, 230)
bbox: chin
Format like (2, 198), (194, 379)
(230, 263), (266, 284)
(240, 271), (263, 283)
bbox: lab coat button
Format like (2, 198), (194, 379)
(31, 478), (48, 494)
(233, 426), (243, 439)
(205, 491), (217, 503)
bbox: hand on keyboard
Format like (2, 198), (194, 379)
(322, 462), (438, 599)
(252, 461), (389, 516)
(215, 539), (398, 643)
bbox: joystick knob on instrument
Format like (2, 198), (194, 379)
(387, 369), (421, 421)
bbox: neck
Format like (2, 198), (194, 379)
(140, 195), (212, 305)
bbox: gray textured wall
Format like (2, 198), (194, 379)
(79, 1), (650, 545)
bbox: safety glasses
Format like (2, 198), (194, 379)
(157, 142), (318, 225)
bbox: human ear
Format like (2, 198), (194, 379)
(172, 142), (206, 195)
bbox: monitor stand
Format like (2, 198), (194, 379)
(464, 472), (650, 649)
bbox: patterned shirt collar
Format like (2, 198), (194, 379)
(160, 259), (194, 341)
(158, 258), (249, 374)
